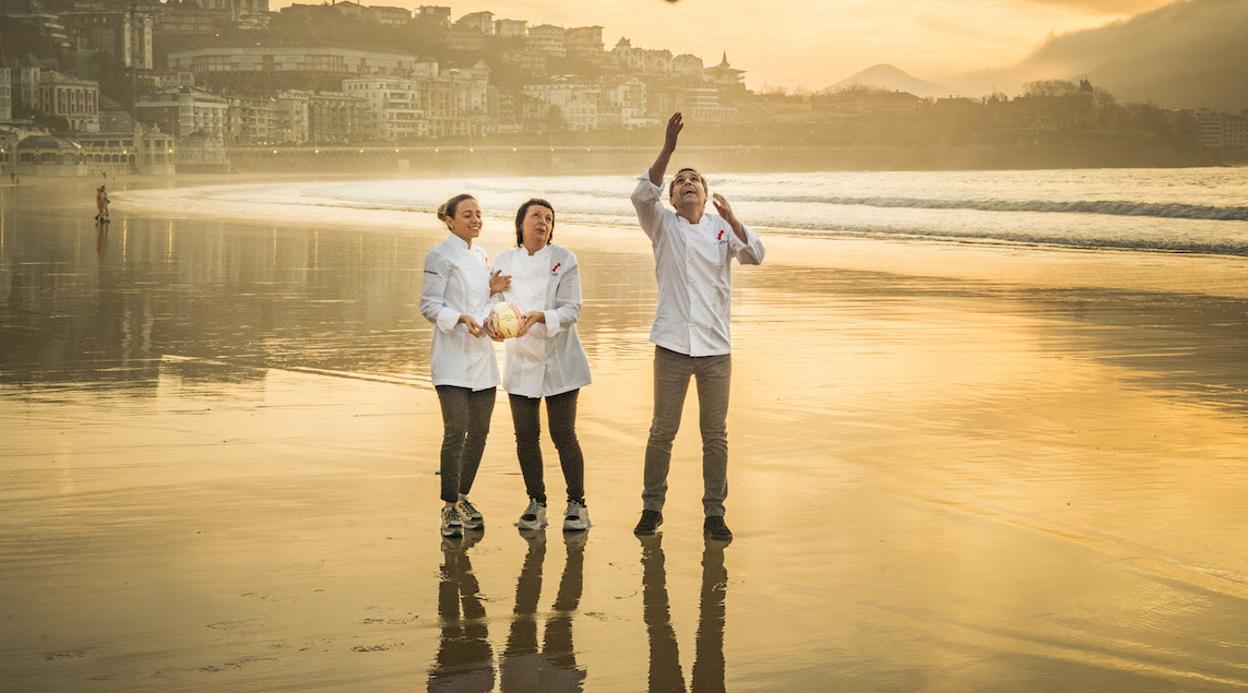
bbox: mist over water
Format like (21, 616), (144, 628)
(130, 167), (1248, 255)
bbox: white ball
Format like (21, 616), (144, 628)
(492, 302), (523, 338)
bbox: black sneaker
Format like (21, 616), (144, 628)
(703, 515), (733, 542)
(633, 509), (663, 535)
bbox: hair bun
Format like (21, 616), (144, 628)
(435, 203), (449, 221)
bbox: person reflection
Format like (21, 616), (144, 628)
(428, 530), (494, 693)
(691, 541), (728, 693)
(500, 531), (589, 692)
(96, 223), (108, 259)
(541, 532), (587, 690)
(501, 530), (547, 691)
(640, 535), (685, 692)
(640, 536), (729, 693)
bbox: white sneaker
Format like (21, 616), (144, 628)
(456, 498), (484, 530)
(440, 506), (463, 537)
(515, 498), (547, 530)
(563, 500), (591, 531)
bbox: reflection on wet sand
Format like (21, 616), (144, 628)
(641, 535), (728, 693)
(433, 530), (589, 693)
(499, 531), (588, 692)
(95, 223), (108, 259)
(428, 531), (494, 692)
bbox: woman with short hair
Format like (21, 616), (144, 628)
(488, 199), (592, 532)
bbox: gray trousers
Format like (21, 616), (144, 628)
(642, 346), (731, 517)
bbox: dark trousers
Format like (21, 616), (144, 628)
(643, 346), (731, 517)
(436, 385), (496, 504)
(508, 389), (585, 505)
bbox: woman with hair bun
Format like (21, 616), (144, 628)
(486, 199), (592, 532)
(420, 193), (510, 537)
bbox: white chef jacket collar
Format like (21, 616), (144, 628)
(518, 243), (552, 257)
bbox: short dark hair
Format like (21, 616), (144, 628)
(436, 193), (476, 224)
(668, 168), (708, 197)
(514, 198), (555, 246)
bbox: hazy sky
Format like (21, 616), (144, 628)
(271, 0), (1174, 88)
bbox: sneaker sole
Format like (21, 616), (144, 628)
(461, 519), (484, 530)
(441, 526), (463, 537)
(633, 520), (662, 535)
(563, 520), (591, 532)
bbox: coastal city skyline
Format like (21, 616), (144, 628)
(2, 0), (1245, 178)
(263, 0), (1175, 90)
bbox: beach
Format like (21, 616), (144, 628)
(2, 174), (1247, 691)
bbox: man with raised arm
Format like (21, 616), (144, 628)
(630, 112), (766, 542)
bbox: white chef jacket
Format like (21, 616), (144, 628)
(630, 174), (765, 357)
(419, 233), (500, 391)
(492, 243), (591, 398)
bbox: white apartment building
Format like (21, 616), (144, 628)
(455, 11), (494, 34)
(1195, 108), (1248, 151)
(38, 72), (100, 133)
(168, 47), (437, 80)
(527, 25), (567, 57)
(135, 87), (228, 141)
(599, 78), (649, 129)
(275, 91), (310, 144)
(227, 95), (278, 145)
(0, 68), (11, 122)
(494, 18), (527, 37)
(682, 86), (736, 121)
(342, 77), (428, 140)
(565, 26), (603, 58)
(642, 49), (674, 75)
(523, 82), (600, 131)
(672, 54), (704, 78)
(418, 63), (490, 139)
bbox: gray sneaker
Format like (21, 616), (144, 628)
(563, 500), (591, 531)
(515, 498), (548, 530)
(456, 498), (484, 530)
(440, 506), (463, 538)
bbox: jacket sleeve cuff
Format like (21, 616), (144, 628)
(544, 309), (562, 336)
(729, 223), (763, 252)
(436, 307), (460, 333)
(633, 173), (662, 201)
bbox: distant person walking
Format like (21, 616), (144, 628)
(419, 193), (510, 537)
(487, 199), (592, 532)
(95, 185), (110, 224)
(630, 113), (766, 542)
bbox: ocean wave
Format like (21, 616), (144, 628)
(471, 186), (1248, 222)
(151, 177), (1248, 257)
(728, 195), (1248, 222)
(773, 222), (1248, 256)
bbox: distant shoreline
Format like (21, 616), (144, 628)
(225, 142), (1228, 176)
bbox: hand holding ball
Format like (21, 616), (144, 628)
(491, 302), (524, 339)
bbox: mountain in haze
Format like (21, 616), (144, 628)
(959, 0), (1248, 110)
(824, 64), (953, 99)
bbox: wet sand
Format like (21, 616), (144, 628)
(2, 178), (1248, 691)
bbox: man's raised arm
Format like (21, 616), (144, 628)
(649, 112), (682, 186)
(633, 113), (684, 239)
